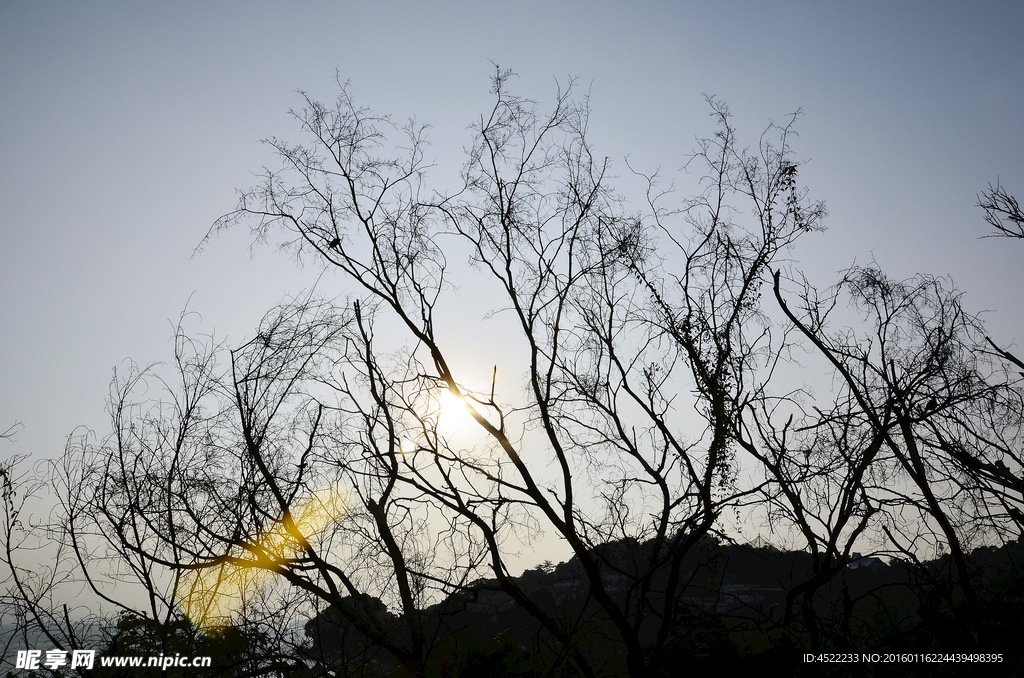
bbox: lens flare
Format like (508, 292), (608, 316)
(177, 486), (348, 631)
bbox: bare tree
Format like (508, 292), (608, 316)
(770, 265), (1024, 646)
(11, 70), (1019, 677)
(979, 181), (1024, 240)
(196, 68), (828, 676)
(0, 320), (310, 676)
(0, 417), (115, 675)
(977, 181), (1024, 372)
(0, 422), (23, 665)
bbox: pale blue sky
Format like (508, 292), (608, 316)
(2, 0), (1022, 481)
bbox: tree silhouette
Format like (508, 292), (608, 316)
(979, 181), (1024, 240)
(199, 68), (825, 676)
(2, 71), (1021, 677)
(768, 265), (1024, 647)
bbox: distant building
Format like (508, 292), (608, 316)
(848, 552), (886, 573)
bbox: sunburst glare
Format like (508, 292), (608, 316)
(177, 486), (349, 631)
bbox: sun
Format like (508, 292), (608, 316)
(438, 389), (479, 429)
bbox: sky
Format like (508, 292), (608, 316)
(1, 1), (1023, 536)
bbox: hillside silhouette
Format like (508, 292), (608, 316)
(302, 536), (1024, 676)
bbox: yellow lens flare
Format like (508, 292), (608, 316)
(177, 486), (348, 631)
